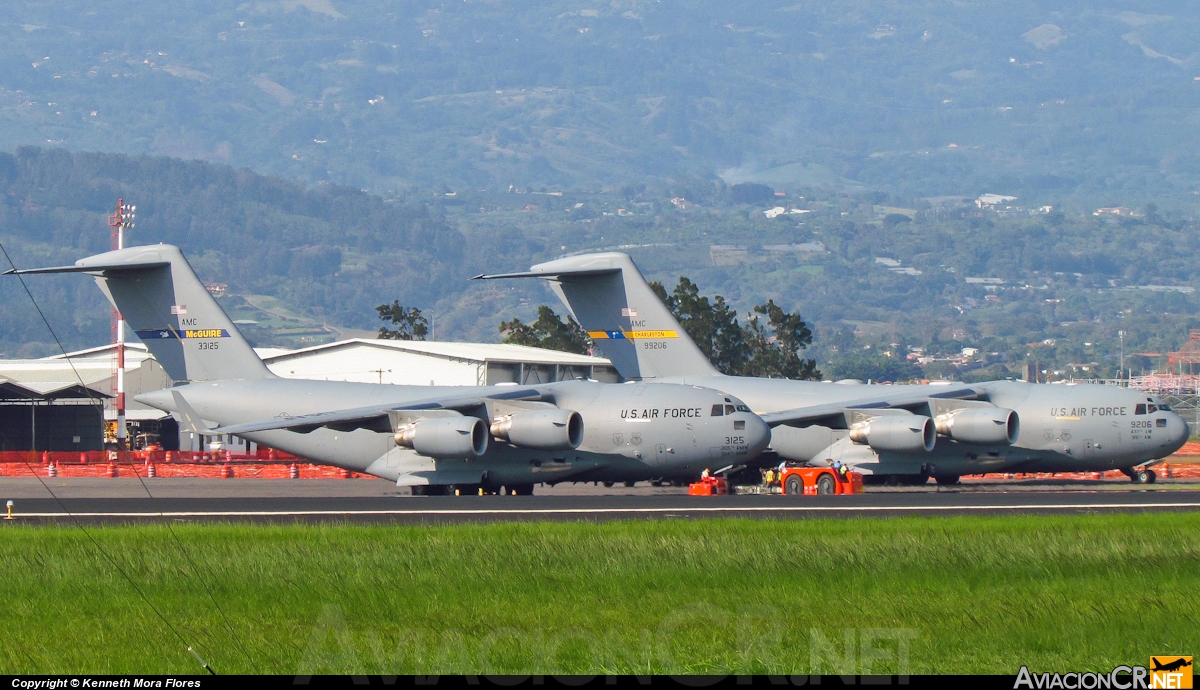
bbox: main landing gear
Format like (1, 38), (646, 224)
(1120, 467), (1158, 484)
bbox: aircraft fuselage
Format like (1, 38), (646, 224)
(659, 377), (1189, 476)
(138, 378), (769, 488)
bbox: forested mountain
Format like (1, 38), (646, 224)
(2, 148), (1198, 383)
(2, 1), (1199, 209)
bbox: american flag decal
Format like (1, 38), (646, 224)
(171, 305), (188, 315)
(621, 307), (638, 317)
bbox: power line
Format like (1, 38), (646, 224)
(0, 238), (237, 674)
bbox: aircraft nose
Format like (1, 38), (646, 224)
(1167, 412), (1191, 454)
(745, 413), (772, 456)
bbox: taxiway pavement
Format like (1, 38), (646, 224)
(0, 478), (1197, 524)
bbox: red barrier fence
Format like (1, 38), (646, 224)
(964, 464), (1200, 481)
(0, 449), (377, 479)
(0, 449), (303, 466)
(1, 450), (1197, 482)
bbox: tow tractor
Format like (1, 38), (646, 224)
(688, 463), (864, 496)
(687, 473), (728, 496)
(776, 465), (864, 495)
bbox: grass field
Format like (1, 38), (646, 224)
(0, 514), (1196, 675)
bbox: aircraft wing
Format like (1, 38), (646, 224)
(209, 386), (554, 435)
(760, 385), (986, 428)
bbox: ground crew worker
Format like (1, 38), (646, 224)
(764, 468), (775, 485)
(701, 468), (710, 479)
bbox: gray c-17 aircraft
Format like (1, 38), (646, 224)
(477, 252), (1190, 485)
(9, 244), (770, 494)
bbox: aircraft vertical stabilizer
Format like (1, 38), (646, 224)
(8, 244), (273, 383)
(476, 253), (719, 380)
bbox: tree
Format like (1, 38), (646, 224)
(728, 182), (776, 205)
(828, 351), (922, 383)
(500, 306), (592, 355)
(651, 277), (747, 375)
(742, 299), (821, 380)
(651, 278), (819, 379)
(376, 301), (428, 340)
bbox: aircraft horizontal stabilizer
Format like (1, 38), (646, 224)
(5, 260), (171, 276)
(472, 266), (621, 280)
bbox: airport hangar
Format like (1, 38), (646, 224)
(0, 339), (618, 453)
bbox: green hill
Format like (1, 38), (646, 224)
(2, 1), (1199, 208)
(2, 148), (1198, 383)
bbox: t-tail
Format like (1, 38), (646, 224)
(475, 252), (719, 380)
(7, 244), (273, 383)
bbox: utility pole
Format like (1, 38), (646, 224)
(1119, 330), (1125, 383)
(107, 199), (135, 450)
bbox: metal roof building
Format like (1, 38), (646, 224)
(0, 339), (617, 451)
(259, 339), (619, 386)
(0, 343), (173, 451)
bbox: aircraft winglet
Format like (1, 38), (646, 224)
(171, 390), (217, 436)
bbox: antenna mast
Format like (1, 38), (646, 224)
(107, 198), (135, 450)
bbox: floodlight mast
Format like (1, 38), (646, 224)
(107, 198), (135, 450)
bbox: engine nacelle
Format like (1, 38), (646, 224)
(491, 409), (583, 451)
(394, 416), (488, 459)
(936, 407), (1019, 446)
(848, 415), (936, 453)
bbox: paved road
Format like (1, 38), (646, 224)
(1, 478), (1197, 523)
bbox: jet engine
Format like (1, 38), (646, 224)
(935, 408), (1019, 445)
(490, 409), (584, 451)
(848, 415), (936, 453)
(394, 416), (489, 459)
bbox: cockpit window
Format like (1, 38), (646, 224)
(1148, 404), (1158, 413)
(725, 405), (736, 415)
(1135, 404), (1146, 415)
(1159, 404), (1172, 411)
(711, 404), (724, 417)
(736, 405), (750, 412)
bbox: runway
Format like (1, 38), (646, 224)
(2, 478), (1198, 523)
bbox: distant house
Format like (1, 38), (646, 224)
(976, 193), (1017, 208)
(203, 282), (227, 296)
(1094, 206), (1134, 217)
(764, 206), (786, 218)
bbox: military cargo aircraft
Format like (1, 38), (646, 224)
(9, 245), (769, 494)
(478, 252), (1190, 485)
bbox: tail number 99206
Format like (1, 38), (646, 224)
(642, 341), (668, 350)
